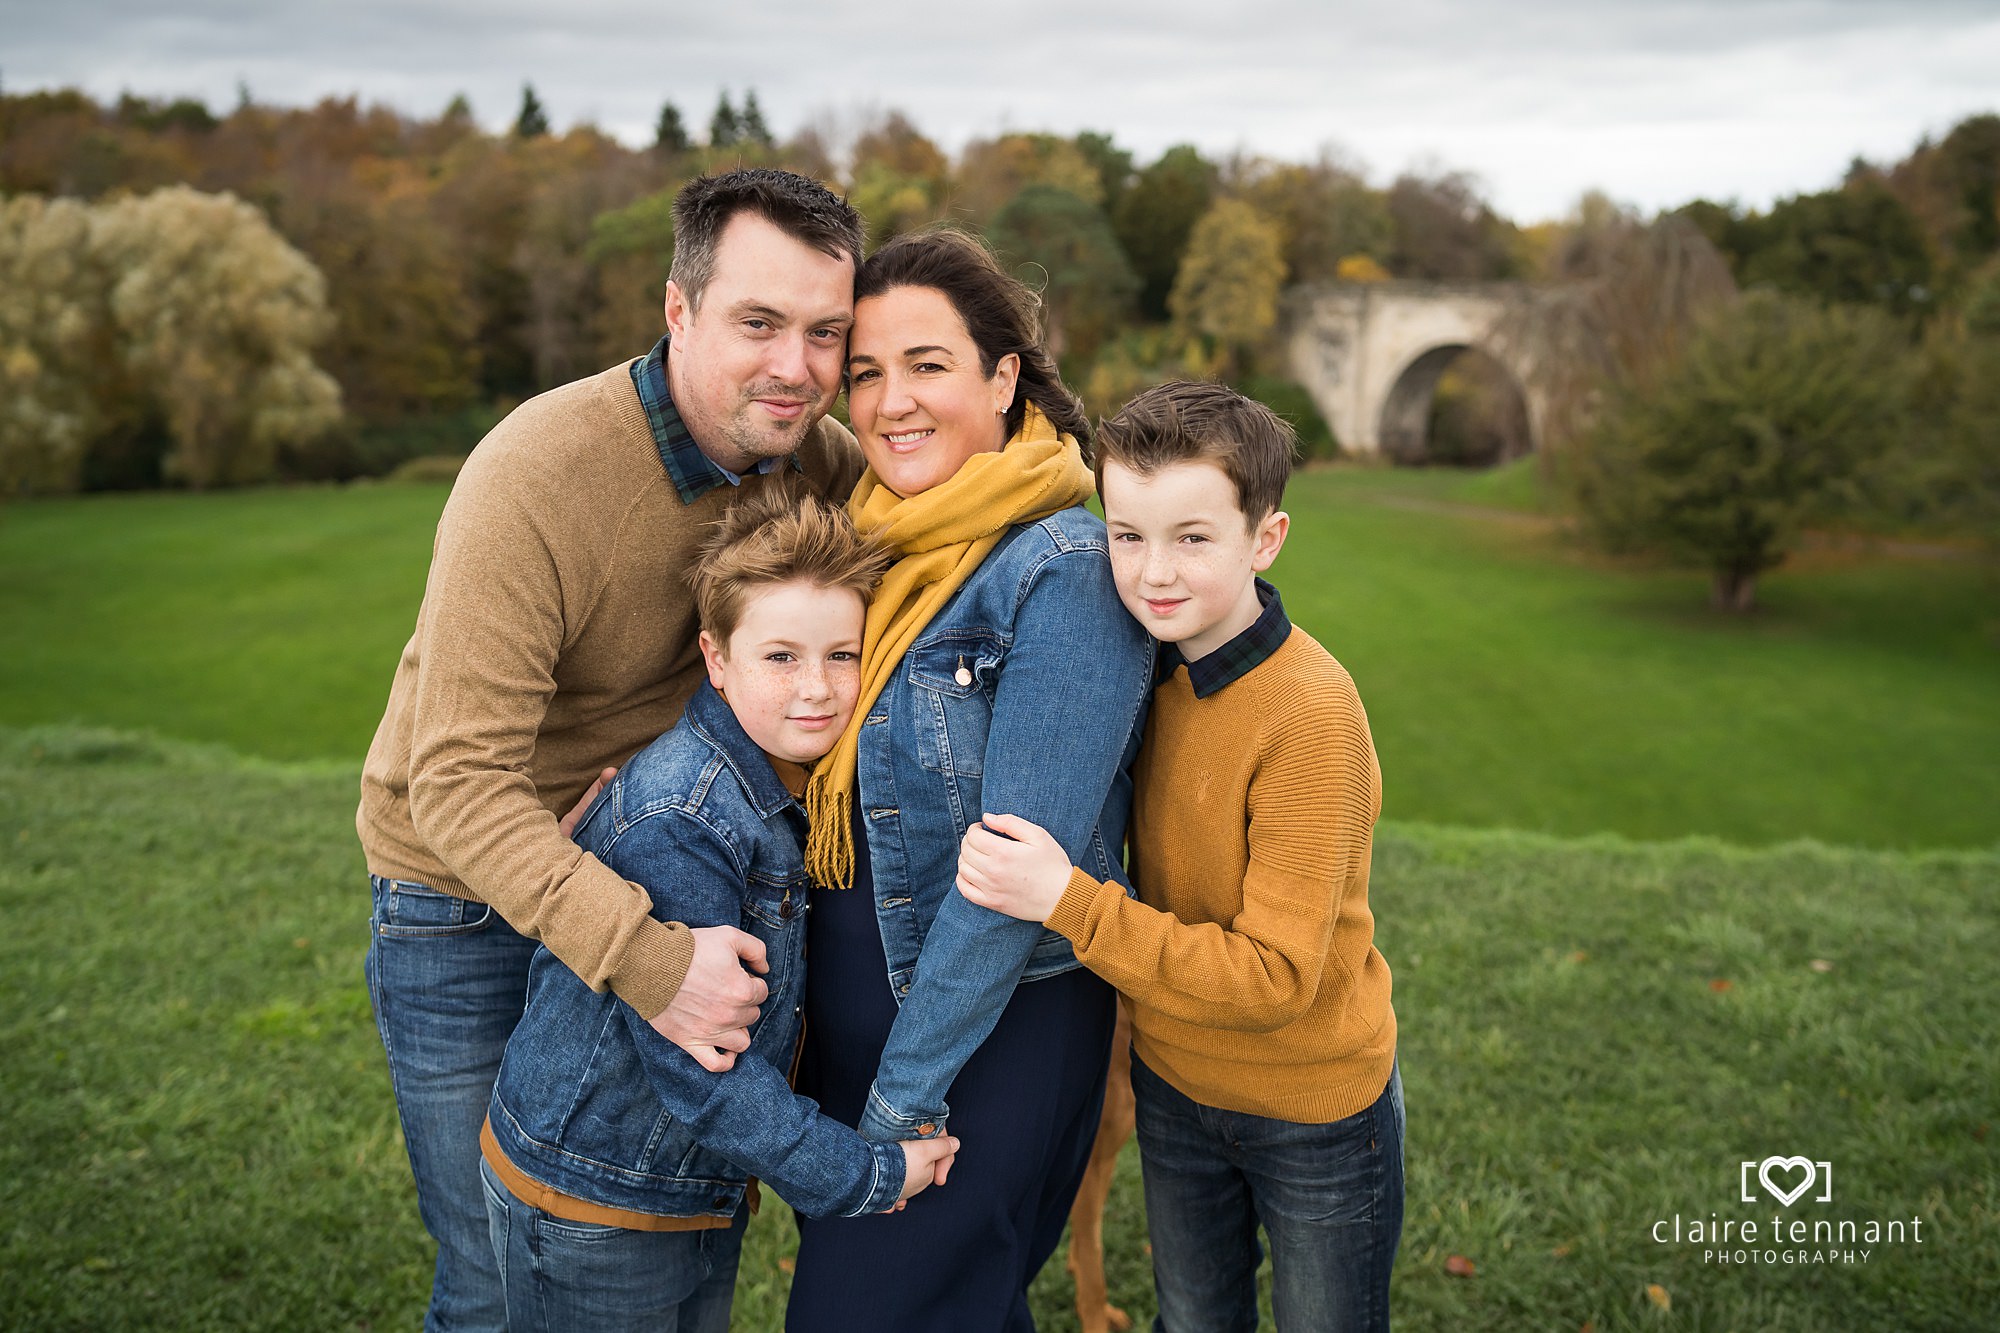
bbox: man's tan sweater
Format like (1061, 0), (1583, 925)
(357, 358), (861, 1018)
(1046, 625), (1396, 1124)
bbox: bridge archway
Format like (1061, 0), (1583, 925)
(1284, 281), (1551, 461)
(1379, 344), (1533, 466)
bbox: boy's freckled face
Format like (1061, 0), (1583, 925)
(1101, 458), (1288, 663)
(699, 579), (866, 766)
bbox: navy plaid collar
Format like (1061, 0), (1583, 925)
(1157, 578), (1292, 699)
(630, 334), (799, 505)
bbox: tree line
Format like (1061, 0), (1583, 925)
(1, 86), (1996, 608)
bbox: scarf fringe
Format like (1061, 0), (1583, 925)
(805, 784), (854, 889)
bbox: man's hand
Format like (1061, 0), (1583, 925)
(647, 925), (769, 1073)
(955, 812), (1072, 924)
(888, 1135), (960, 1210)
(558, 767), (618, 839)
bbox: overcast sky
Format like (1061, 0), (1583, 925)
(5, 0), (1997, 220)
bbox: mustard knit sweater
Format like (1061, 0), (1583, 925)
(1046, 626), (1396, 1123)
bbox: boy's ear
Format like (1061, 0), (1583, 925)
(698, 628), (728, 689)
(1249, 509), (1289, 574)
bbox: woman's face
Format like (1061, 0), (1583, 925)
(847, 285), (1020, 498)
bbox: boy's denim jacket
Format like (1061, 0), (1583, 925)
(486, 681), (906, 1221)
(855, 505), (1152, 1142)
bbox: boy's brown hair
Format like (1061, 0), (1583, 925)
(689, 480), (892, 647)
(1094, 381), (1300, 529)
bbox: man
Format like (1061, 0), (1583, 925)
(357, 168), (865, 1331)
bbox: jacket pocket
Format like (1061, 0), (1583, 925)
(906, 634), (1004, 777)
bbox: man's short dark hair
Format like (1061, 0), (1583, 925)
(669, 169), (863, 309)
(1095, 381), (1299, 528)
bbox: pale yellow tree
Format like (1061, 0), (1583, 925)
(91, 186), (343, 487)
(0, 195), (114, 493)
(1167, 198), (1287, 377)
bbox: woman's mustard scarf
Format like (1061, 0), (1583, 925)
(804, 402), (1094, 889)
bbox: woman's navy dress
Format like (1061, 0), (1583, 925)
(787, 809), (1116, 1332)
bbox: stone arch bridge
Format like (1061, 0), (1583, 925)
(1283, 281), (1555, 460)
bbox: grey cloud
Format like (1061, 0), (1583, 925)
(4, 0), (1997, 218)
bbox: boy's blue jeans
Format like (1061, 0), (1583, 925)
(1132, 1055), (1404, 1333)
(480, 1159), (748, 1332)
(365, 875), (538, 1332)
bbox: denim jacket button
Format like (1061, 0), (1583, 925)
(917, 1122), (937, 1136)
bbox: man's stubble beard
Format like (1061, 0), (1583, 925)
(667, 335), (831, 470)
(721, 378), (828, 464)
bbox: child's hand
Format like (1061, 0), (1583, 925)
(889, 1135), (960, 1209)
(956, 813), (1071, 924)
(559, 767), (617, 839)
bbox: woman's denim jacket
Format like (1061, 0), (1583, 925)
(487, 681), (906, 1221)
(855, 504), (1152, 1142)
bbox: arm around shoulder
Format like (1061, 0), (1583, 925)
(1051, 669), (1378, 1032)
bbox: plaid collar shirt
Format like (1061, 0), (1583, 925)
(630, 334), (800, 505)
(1157, 577), (1293, 699)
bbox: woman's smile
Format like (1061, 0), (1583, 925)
(846, 285), (1019, 497)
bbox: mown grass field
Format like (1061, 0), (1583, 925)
(2, 470), (1995, 1330)
(2, 728), (1993, 1331)
(2, 467), (1995, 848)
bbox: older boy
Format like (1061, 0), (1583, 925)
(958, 381), (1401, 1333)
(482, 487), (957, 1332)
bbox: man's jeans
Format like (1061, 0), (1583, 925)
(365, 876), (538, 1332)
(1132, 1055), (1405, 1333)
(480, 1159), (748, 1333)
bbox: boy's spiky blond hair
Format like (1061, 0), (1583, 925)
(689, 479), (893, 647)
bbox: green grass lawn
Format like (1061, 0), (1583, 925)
(4, 729), (1993, 1331)
(4, 472), (1996, 1330)
(0, 484), (443, 763)
(2, 471), (1995, 849)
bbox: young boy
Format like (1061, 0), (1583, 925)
(481, 487), (959, 1333)
(957, 381), (1401, 1333)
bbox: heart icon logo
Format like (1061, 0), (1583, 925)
(1758, 1156), (1818, 1206)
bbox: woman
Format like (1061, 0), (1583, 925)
(788, 229), (1153, 1332)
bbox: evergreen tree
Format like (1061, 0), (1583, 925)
(709, 93), (739, 149)
(513, 83), (549, 139)
(739, 91), (773, 148)
(654, 100), (689, 154)
(1114, 145), (1216, 320)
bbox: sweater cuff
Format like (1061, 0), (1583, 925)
(609, 917), (694, 1019)
(1045, 866), (1113, 947)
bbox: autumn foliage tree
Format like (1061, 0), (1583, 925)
(847, 111), (950, 248)
(1168, 198), (1286, 377)
(0, 186), (342, 493)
